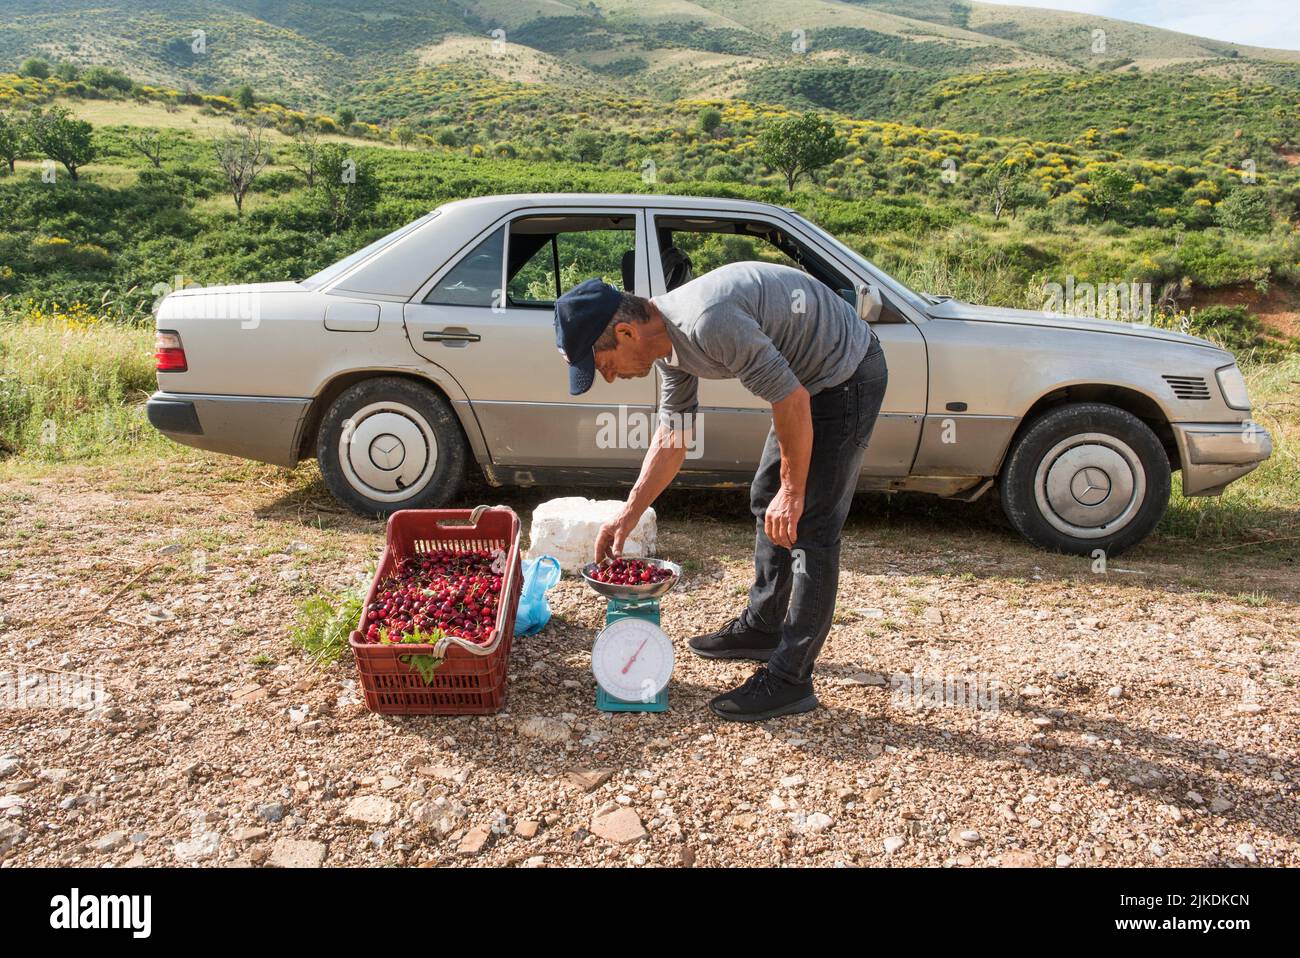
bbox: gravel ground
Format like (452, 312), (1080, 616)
(0, 454), (1296, 868)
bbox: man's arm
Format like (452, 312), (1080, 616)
(594, 424), (688, 561)
(765, 385), (811, 549)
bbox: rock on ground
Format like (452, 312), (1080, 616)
(267, 839), (327, 868)
(590, 807), (647, 844)
(344, 796), (397, 826)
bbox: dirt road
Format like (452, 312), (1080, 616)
(1, 454), (1295, 867)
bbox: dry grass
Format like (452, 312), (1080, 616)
(0, 309), (159, 460)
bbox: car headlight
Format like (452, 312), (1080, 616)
(1215, 364), (1251, 410)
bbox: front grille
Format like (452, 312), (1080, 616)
(1163, 374), (1211, 400)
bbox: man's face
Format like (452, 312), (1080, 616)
(593, 321), (658, 383)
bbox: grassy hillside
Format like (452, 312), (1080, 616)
(0, 3), (1297, 457)
(4, 0), (1300, 111)
(964, 1), (1300, 66)
(2, 87), (1295, 339)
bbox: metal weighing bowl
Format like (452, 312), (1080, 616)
(580, 558), (682, 601)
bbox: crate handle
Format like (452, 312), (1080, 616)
(433, 504), (508, 529)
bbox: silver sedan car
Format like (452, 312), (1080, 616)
(147, 193), (1271, 555)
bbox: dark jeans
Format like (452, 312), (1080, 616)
(741, 336), (888, 684)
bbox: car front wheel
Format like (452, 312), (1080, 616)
(316, 377), (467, 517)
(999, 402), (1170, 557)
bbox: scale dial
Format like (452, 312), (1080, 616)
(592, 618), (674, 704)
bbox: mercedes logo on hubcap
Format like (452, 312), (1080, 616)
(1070, 467), (1111, 506)
(369, 434), (405, 471)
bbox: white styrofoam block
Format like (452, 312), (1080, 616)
(526, 497), (657, 573)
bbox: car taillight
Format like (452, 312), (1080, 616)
(154, 330), (188, 372)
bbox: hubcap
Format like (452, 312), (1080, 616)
(1033, 433), (1146, 540)
(369, 434), (405, 471)
(1070, 467), (1111, 506)
(338, 402), (438, 503)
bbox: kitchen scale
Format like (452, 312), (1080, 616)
(580, 559), (681, 713)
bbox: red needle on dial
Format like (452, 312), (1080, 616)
(621, 638), (648, 674)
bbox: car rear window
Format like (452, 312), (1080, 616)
(301, 211), (440, 289)
(424, 226), (505, 307)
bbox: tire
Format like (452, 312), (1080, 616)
(999, 402), (1170, 557)
(315, 377), (467, 518)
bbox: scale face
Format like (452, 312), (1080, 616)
(592, 617), (674, 706)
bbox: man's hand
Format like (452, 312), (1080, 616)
(594, 514), (636, 563)
(594, 424), (689, 563)
(765, 483), (804, 550)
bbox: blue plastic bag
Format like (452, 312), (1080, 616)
(514, 556), (562, 636)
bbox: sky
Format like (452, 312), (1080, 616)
(978, 0), (1300, 52)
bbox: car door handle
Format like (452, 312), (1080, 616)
(423, 329), (481, 344)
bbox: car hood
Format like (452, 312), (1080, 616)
(927, 299), (1221, 350)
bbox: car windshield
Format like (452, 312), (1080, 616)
(301, 211), (440, 289)
(787, 212), (935, 307)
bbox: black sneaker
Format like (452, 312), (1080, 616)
(688, 617), (780, 661)
(709, 666), (818, 722)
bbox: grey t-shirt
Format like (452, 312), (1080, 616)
(652, 261), (873, 426)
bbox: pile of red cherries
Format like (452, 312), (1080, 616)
(360, 549), (502, 645)
(588, 557), (674, 586)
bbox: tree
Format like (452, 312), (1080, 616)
(127, 128), (166, 168)
(337, 107), (356, 129)
(236, 84), (256, 110)
(1088, 166), (1136, 221)
(1216, 188), (1271, 234)
(395, 124), (415, 149)
(977, 155), (1034, 220)
(285, 126), (322, 187)
(212, 123), (269, 215)
(0, 111), (24, 174)
(570, 130), (603, 163)
(313, 144), (378, 231)
(757, 112), (845, 192)
(19, 58), (50, 79)
(698, 107), (722, 135)
(54, 61), (80, 82)
(26, 106), (97, 181)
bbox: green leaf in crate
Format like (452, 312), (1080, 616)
(400, 652), (445, 685)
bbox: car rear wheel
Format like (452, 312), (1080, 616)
(316, 377), (466, 517)
(999, 402), (1170, 557)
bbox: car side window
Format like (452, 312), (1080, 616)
(423, 226), (504, 307)
(507, 235), (560, 306)
(656, 217), (851, 300)
(506, 218), (634, 308)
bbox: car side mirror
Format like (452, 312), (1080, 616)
(856, 284), (882, 324)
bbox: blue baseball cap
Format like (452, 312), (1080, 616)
(554, 278), (622, 396)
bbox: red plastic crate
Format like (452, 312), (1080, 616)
(349, 506), (522, 715)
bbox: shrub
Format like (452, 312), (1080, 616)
(1185, 305), (1295, 363)
(30, 236), (112, 269)
(1176, 233), (1269, 287)
(1215, 188), (1272, 234)
(19, 58), (50, 79)
(81, 66), (133, 93)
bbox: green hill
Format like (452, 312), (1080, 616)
(3, 0), (1299, 110)
(2, 1), (1297, 463)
